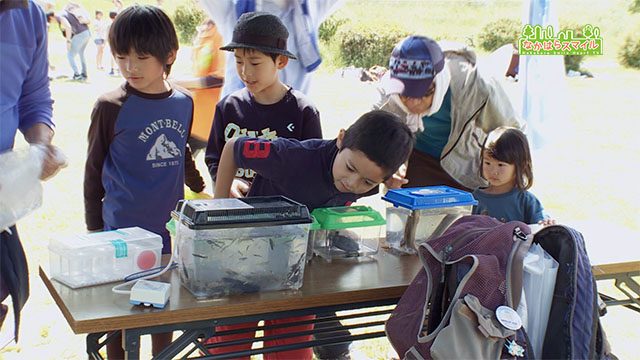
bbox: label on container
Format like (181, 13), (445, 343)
(496, 305), (522, 330)
(110, 239), (128, 258)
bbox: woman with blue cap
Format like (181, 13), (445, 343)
(375, 35), (524, 191)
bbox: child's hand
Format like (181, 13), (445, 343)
(538, 218), (557, 227)
(230, 178), (250, 198)
(384, 164), (408, 189)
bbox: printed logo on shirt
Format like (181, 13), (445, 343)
(224, 123), (279, 179)
(137, 119), (187, 143)
(224, 123), (278, 141)
(147, 134), (182, 160)
(242, 140), (271, 159)
(136, 118), (187, 169)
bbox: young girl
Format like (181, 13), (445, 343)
(473, 126), (554, 225)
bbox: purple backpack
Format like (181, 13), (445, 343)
(385, 215), (609, 359)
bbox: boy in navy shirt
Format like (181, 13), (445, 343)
(216, 110), (413, 208)
(204, 11), (322, 198)
(83, 5), (204, 357)
(210, 110), (414, 359)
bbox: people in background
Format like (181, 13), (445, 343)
(107, 10), (119, 76)
(93, 10), (108, 70)
(55, 2), (92, 80)
(175, 18), (225, 157)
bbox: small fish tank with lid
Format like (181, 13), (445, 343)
(169, 196), (313, 299)
(382, 186), (477, 254)
(309, 205), (385, 262)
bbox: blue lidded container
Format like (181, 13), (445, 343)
(382, 186), (477, 254)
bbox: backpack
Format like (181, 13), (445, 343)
(385, 215), (609, 359)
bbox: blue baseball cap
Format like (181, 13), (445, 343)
(386, 36), (445, 98)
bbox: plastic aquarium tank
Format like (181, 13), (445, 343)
(309, 205), (385, 262)
(169, 196), (313, 299)
(382, 186), (477, 254)
(48, 227), (163, 288)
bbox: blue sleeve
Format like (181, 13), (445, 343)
(524, 191), (545, 224)
(18, 2), (54, 134)
(233, 137), (292, 183)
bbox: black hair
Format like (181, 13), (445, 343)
(482, 126), (534, 190)
(109, 11), (118, 19)
(341, 110), (415, 178)
(235, 48), (280, 63)
(108, 5), (178, 76)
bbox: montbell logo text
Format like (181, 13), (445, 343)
(138, 119), (187, 143)
(518, 24), (603, 56)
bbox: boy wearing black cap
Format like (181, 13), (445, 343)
(204, 11), (322, 198)
(201, 11), (322, 359)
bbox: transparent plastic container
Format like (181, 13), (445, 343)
(309, 205), (385, 262)
(169, 196), (313, 299)
(48, 227), (163, 288)
(382, 186), (477, 254)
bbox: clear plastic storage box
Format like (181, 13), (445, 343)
(169, 196), (313, 299)
(309, 205), (385, 262)
(382, 186), (477, 254)
(48, 227), (163, 288)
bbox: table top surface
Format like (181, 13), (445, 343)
(40, 250), (422, 334)
(41, 219), (638, 335)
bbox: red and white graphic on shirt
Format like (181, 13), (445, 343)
(242, 140), (271, 159)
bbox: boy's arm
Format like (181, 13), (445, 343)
(215, 137), (293, 198)
(204, 102), (225, 181)
(84, 101), (115, 231)
(213, 137), (239, 199)
(184, 143), (205, 193)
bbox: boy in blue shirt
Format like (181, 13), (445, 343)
(83, 5), (204, 357)
(210, 110), (414, 359)
(204, 11), (322, 198)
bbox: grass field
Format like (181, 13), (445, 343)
(1, 0), (639, 359)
